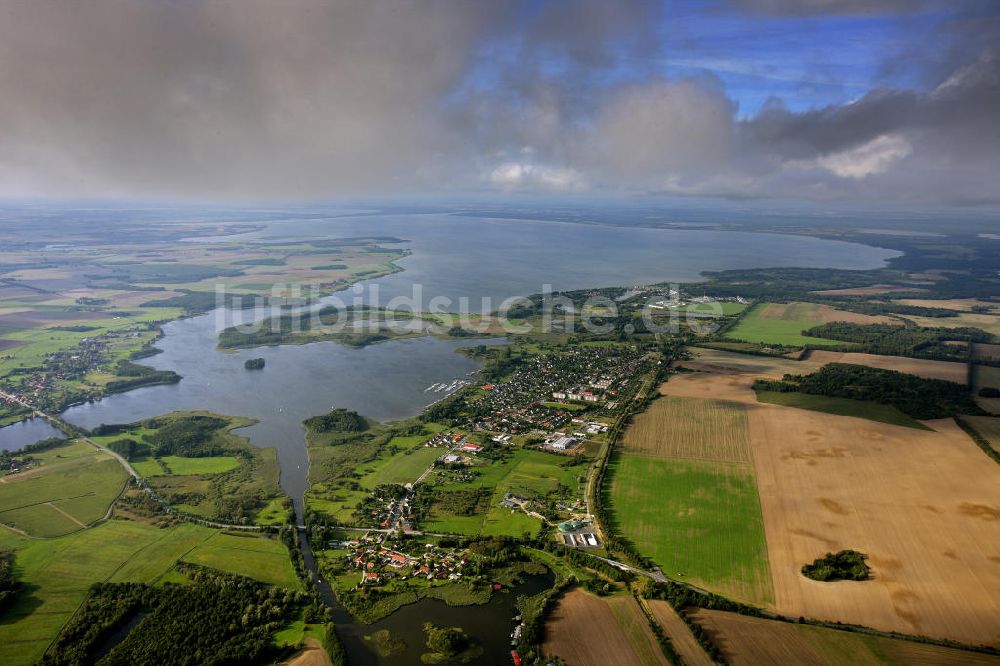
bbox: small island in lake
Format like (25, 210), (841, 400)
(244, 357), (265, 370)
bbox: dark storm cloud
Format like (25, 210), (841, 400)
(0, 0), (997, 205)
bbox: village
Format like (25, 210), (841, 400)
(339, 531), (474, 588)
(463, 345), (649, 435)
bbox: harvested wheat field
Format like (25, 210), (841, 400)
(645, 601), (713, 666)
(755, 302), (896, 325)
(973, 343), (1000, 361)
(896, 298), (1000, 314)
(804, 350), (968, 384)
(963, 417), (1000, 451)
(901, 312), (1000, 337)
(749, 408), (1000, 646)
(543, 589), (668, 666)
(622, 396), (751, 463)
(662, 370), (761, 405)
(679, 347), (817, 378)
(656, 355), (1000, 646)
(284, 638), (332, 666)
(689, 609), (1000, 665)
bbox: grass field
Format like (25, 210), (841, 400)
(726, 302), (882, 347)
(607, 455), (772, 604)
(180, 531), (301, 588)
(157, 455), (241, 475)
(755, 391), (930, 429)
(0, 441), (128, 537)
(689, 609), (1000, 665)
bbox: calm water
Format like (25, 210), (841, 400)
(3, 213), (902, 509)
(60, 310), (496, 514)
(0, 417), (65, 451)
(215, 213), (901, 308)
(338, 571), (554, 665)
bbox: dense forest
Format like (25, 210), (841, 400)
(303, 408), (369, 434)
(802, 550), (870, 582)
(104, 360), (180, 394)
(244, 357), (266, 370)
(754, 363), (983, 419)
(43, 567), (303, 666)
(803, 322), (991, 360)
(144, 415), (231, 456)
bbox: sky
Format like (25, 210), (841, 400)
(0, 0), (998, 207)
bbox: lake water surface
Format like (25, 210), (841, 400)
(5, 213), (900, 508)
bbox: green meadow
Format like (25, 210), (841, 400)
(0, 520), (298, 666)
(0, 441), (129, 537)
(727, 303), (847, 347)
(607, 454), (772, 605)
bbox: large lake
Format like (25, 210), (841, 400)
(2, 213), (901, 511)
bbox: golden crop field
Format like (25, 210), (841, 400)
(804, 350), (968, 384)
(689, 609), (1000, 665)
(749, 408), (1000, 646)
(621, 395), (752, 464)
(645, 601), (713, 666)
(658, 353), (1000, 647)
(542, 589), (668, 666)
(756, 302), (896, 325)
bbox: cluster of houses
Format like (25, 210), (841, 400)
(464, 346), (647, 435)
(551, 374), (621, 403)
(7, 325), (149, 410)
(344, 533), (472, 587)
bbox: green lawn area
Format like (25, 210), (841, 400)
(124, 454), (241, 477)
(755, 391), (932, 429)
(727, 303), (846, 347)
(0, 441), (128, 537)
(129, 455), (166, 477)
(180, 532), (301, 589)
(365, 446), (441, 487)
(607, 454), (772, 605)
(158, 455), (241, 475)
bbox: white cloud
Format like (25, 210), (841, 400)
(487, 162), (584, 191)
(793, 134), (913, 179)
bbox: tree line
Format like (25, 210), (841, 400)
(754, 363), (983, 420)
